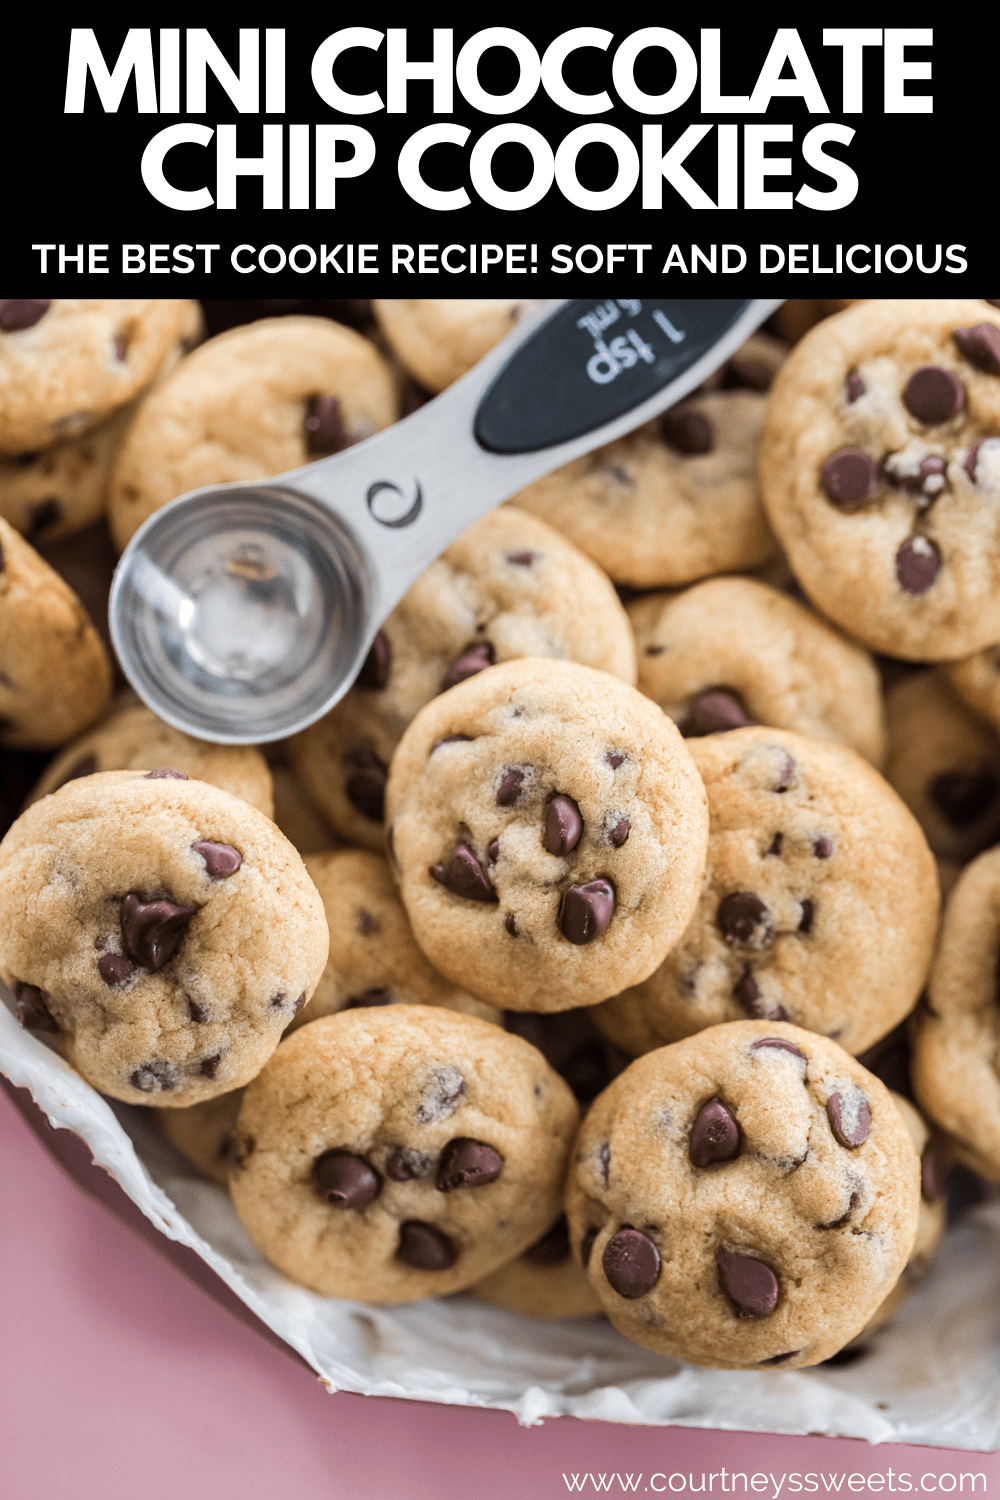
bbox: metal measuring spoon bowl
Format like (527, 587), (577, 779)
(110, 300), (782, 745)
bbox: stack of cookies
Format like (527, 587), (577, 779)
(2, 295), (996, 1373)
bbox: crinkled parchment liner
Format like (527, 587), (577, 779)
(2, 996), (998, 1449)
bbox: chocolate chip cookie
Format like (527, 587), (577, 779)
(385, 658), (709, 1013)
(884, 672), (1000, 865)
(372, 299), (540, 392)
(511, 387), (779, 589)
(565, 1020), (920, 1368)
(0, 517), (113, 749)
(156, 1087), (246, 1187)
(107, 315), (398, 550)
(229, 1006), (578, 1301)
(593, 727), (938, 1058)
(760, 299), (1000, 659)
(911, 844), (1000, 1181)
(629, 576), (886, 767)
(0, 770), (329, 1105)
(0, 299), (195, 454)
(29, 700), (274, 817)
(288, 849), (500, 1029)
(288, 506), (638, 851)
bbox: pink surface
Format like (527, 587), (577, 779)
(1, 1086), (996, 1500)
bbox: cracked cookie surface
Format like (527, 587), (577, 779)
(564, 1020), (920, 1367)
(0, 770), (328, 1104)
(384, 658), (708, 1013)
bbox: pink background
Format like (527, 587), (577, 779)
(2, 1084), (996, 1500)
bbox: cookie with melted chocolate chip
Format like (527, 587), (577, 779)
(760, 299), (1000, 660)
(593, 727), (938, 1058)
(565, 1020), (920, 1368)
(287, 505), (637, 852)
(0, 770), (328, 1104)
(384, 658), (708, 1013)
(229, 1006), (578, 1301)
(106, 315), (397, 550)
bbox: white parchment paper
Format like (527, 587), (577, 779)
(3, 996), (998, 1449)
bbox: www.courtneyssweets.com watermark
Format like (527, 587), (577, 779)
(562, 1473), (987, 1494)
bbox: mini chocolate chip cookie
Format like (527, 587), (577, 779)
(593, 727), (938, 1058)
(107, 316), (398, 550)
(229, 1006), (578, 1301)
(155, 1087), (246, 1187)
(470, 1214), (604, 1319)
(0, 299), (195, 454)
(385, 658), (709, 1013)
(372, 299), (541, 392)
(629, 576), (887, 767)
(287, 849), (500, 1029)
(0, 770), (329, 1105)
(760, 299), (1000, 660)
(565, 1020), (920, 1368)
(884, 672), (1000, 865)
(0, 517), (113, 749)
(511, 387), (779, 589)
(287, 506), (638, 851)
(911, 845), (1000, 1181)
(28, 700), (274, 817)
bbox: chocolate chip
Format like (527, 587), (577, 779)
(129, 1061), (175, 1093)
(12, 981), (58, 1032)
(921, 1141), (948, 1202)
(314, 1150), (382, 1208)
(895, 536), (941, 595)
(355, 630), (391, 690)
(385, 1147), (429, 1181)
(97, 953), (136, 987)
(345, 988), (393, 1008)
(495, 768), (525, 806)
(813, 836), (833, 858)
(543, 794), (583, 856)
(930, 769), (999, 827)
(661, 407), (713, 455)
(440, 642), (494, 692)
(487, 839), (499, 862)
(716, 1247), (779, 1317)
(304, 395), (351, 455)
(191, 841), (242, 881)
(269, 992), (286, 1008)
(504, 912), (519, 936)
(120, 893), (198, 970)
(606, 751), (626, 769)
(751, 1037), (806, 1060)
(846, 371), (865, 403)
(827, 1090), (871, 1148)
(679, 690), (754, 736)
(430, 843), (497, 903)
(798, 898), (815, 934)
(218, 1132), (247, 1166)
(821, 448), (878, 509)
(396, 1221), (456, 1270)
(524, 1215), (571, 1265)
(965, 440), (983, 482)
(903, 367), (964, 423)
(717, 892), (773, 948)
(436, 1138), (504, 1191)
(689, 1098), (741, 1168)
(200, 1053), (221, 1078)
(0, 299), (49, 332)
(112, 334), (127, 362)
(188, 999), (207, 1022)
(559, 878), (615, 944)
(144, 768), (188, 780)
(734, 966), (762, 1017)
(608, 817), (630, 847)
(26, 498), (61, 541)
(343, 747), (387, 822)
(51, 754), (97, 791)
(953, 324), (1000, 375)
(602, 1228), (660, 1298)
(506, 550), (538, 566)
(431, 734), (472, 754)
(356, 909), (379, 935)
